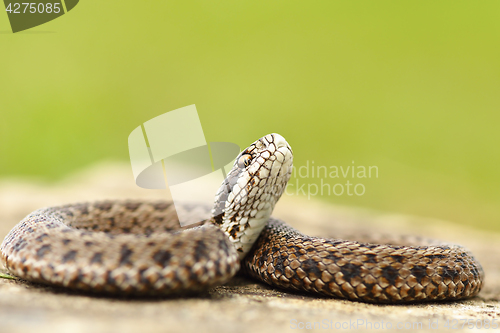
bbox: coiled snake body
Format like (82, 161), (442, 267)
(0, 134), (484, 303)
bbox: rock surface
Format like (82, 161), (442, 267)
(1, 162), (499, 333)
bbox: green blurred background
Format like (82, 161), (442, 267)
(0, 1), (498, 231)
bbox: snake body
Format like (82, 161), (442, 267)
(0, 134), (484, 303)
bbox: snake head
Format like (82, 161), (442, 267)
(212, 133), (293, 259)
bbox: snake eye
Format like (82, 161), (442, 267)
(237, 154), (252, 168)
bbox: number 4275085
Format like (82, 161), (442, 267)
(5, 3), (62, 14)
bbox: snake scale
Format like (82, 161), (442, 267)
(0, 134), (484, 303)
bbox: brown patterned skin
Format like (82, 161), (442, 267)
(244, 219), (484, 303)
(0, 200), (484, 302)
(1, 201), (239, 295)
(0, 133), (485, 302)
(1, 133), (293, 296)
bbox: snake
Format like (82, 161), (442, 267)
(0, 133), (484, 303)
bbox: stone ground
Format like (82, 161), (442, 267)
(0, 162), (499, 333)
